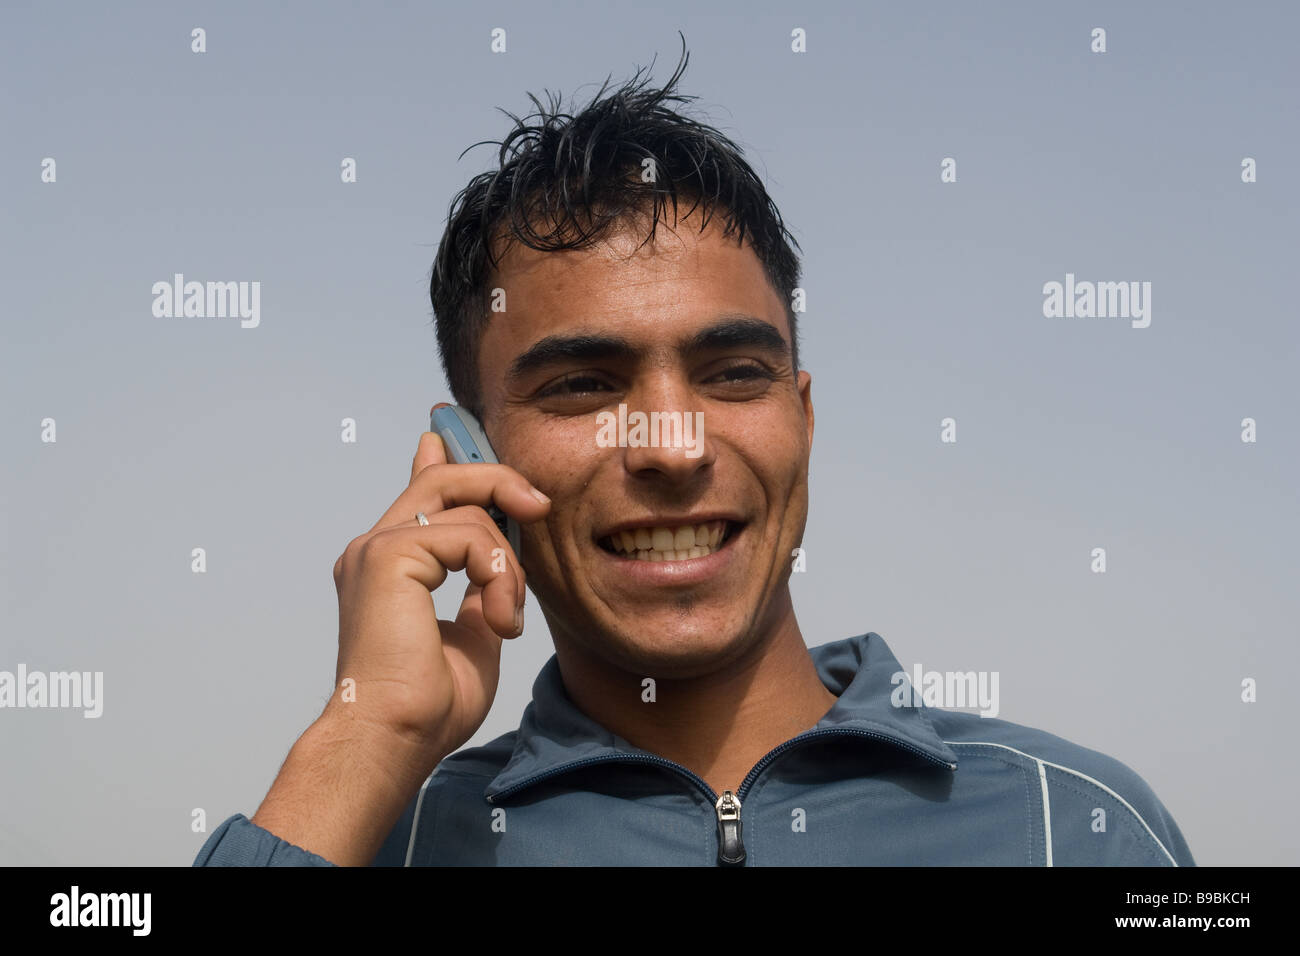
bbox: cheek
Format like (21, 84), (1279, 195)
(505, 419), (597, 489)
(743, 421), (809, 489)
(750, 442), (810, 532)
(505, 425), (605, 549)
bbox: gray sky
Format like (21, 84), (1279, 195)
(1, 0), (1296, 865)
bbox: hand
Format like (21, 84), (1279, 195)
(326, 425), (551, 765)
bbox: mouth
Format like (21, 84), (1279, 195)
(597, 519), (741, 562)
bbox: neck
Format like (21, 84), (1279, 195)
(552, 592), (839, 796)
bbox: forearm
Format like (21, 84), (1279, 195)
(250, 708), (444, 867)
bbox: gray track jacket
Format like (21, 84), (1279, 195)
(194, 632), (1195, 866)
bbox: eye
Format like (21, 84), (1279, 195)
(710, 362), (771, 382)
(707, 361), (779, 386)
(536, 373), (612, 399)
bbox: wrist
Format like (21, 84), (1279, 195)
(312, 701), (448, 788)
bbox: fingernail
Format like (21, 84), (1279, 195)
(529, 486), (550, 504)
(514, 607), (524, 635)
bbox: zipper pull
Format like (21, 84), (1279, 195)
(715, 790), (746, 866)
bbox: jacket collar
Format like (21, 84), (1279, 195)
(485, 632), (959, 801)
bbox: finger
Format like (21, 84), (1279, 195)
(451, 583), (516, 651)
(370, 521), (522, 640)
(410, 505), (526, 613)
(411, 428), (448, 485)
(438, 584), (506, 743)
(374, 462), (550, 535)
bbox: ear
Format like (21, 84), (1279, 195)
(797, 369), (814, 452)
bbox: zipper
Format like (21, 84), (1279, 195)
(487, 727), (956, 865)
(715, 790), (745, 866)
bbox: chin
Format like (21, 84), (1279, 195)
(598, 617), (754, 679)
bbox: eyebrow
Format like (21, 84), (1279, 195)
(506, 314), (791, 381)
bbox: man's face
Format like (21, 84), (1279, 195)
(476, 210), (813, 679)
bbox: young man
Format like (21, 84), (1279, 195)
(195, 49), (1194, 867)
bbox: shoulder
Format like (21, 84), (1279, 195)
(930, 708), (1153, 790)
(925, 709), (1196, 866)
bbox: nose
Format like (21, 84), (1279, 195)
(618, 373), (716, 480)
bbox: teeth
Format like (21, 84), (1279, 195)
(602, 520), (732, 561)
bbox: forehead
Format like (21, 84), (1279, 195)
(478, 210), (788, 381)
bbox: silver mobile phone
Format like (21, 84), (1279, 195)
(429, 404), (523, 559)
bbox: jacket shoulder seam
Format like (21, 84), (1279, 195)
(1042, 773), (1165, 866)
(941, 741), (1045, 864)
(944, 739), (1177, 866)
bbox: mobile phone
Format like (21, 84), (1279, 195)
(429, 404), (523, 560)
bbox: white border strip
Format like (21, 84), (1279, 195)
(946, 740), (1177, 866)
(1036, 758), (1053, 867)
(404, 772), (437, 867)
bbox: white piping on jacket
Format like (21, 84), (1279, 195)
(945, 740), (1177, 866)
(404, 772), (437, 867)
(1036, 758), (1053, 866)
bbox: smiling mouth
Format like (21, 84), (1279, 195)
(598, 520), (739, 561)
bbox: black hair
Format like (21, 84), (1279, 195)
(429, 33), (803, 423)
